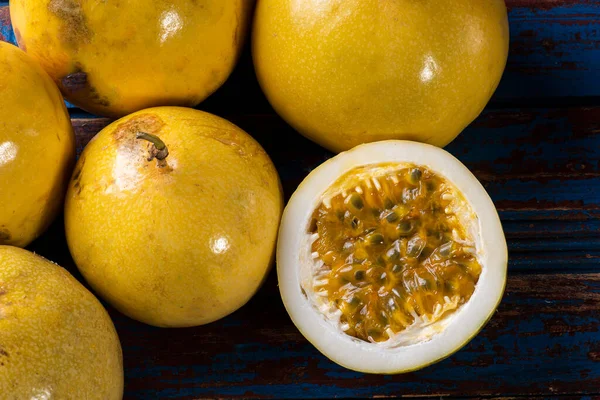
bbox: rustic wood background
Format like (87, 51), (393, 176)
(2, 1), (600, 398)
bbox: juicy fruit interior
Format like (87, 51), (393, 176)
(308, 164), (482, 343)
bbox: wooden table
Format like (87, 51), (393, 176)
(2, 1), (600, 398)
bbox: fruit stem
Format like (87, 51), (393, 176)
(136, 132), (169, 162)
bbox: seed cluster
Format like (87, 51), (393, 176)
(309, 166), (482, 343)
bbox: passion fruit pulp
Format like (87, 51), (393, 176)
(278, 140), (507, 374)
(309, 164), (481, 343)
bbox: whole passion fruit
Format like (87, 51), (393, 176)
(64, 107), (283, 327)
(253, 0), (509, 152)
(0, 246), (123, 399)
(0, 41), (75, 248)
(277, 141), (507, 373)
(10, 0), (253, 117)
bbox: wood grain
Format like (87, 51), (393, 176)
(2, 0), (600, 398)
(21, 109), (595, 397)
(28, 218), (600, 399)
(1, 1), (599, 111)
(68, 107), (600, 274)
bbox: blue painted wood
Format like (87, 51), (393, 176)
(499, 1), (600, 101)
(3, 0), (600, 397)
(94, 272), (600, 398)
(66, 106), (600, 277)
(1, 1), (599, 113)
(25, 213), (600, 398)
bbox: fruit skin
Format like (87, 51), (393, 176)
(10, 0), (254, 118)
(277, 140), (507, 373)
(64, 107), (284, 327)
(253, 0), (509, 153)
(0, 246), (123, 399)
(0, 41), (75, 248)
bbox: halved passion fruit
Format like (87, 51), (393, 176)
(277, 140), (507, 373)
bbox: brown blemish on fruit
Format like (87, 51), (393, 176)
(185, 123), (265, 161)
(0, 347), (8, 366)
(114, 115), (173, 171)
(0, 228), (11, 244)
(48, 0), (92, 45)
(72, 156), (85, 195)
(59, 66), (110, 108)
(114, 114), (166, 143)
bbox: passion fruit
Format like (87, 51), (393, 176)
(0, 246), (123, 399)
(253, 0), (509, 152)
(65, 107), (283, 327)
(0, 41), (75, 248)
(277, 140), (507, 373)
(10, 0), (253, 117)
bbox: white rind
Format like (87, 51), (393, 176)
(277, 140), (508, 374)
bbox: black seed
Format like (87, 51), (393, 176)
(398, 221), (413, 235)
(354, 270), (366, 281)
(351, 217), (359, 230)
(386, 248), (400, 262)
(350, 194), (364, 210)
(369, 233), (384, 245)
(420, 245), (435, 260)
(372, 208), (381, 218)
(392, 264), (402, 274)
(308, 218), (318, 233)
(410, 168), (422, 183)
(384, 199), (395, 209)
(386, 211), (399, 223)
(426, 181), (435, 192)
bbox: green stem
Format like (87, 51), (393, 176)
(136, 132), (169, 161)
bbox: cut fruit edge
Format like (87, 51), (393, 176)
(277, 140), (508, 374)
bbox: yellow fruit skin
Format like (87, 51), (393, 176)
(0, 246), (123, 399)
(252, 0), (509, 153)
(0, 42), (75, 248)
(9, 0), (254, 118)
(64, 107), (284, 327)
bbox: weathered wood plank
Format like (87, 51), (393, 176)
(64, 107), (600, 273)
(69, 107), (600, 204)
(107, 273), (600, 398)
(1, 1), (599, 109)
(25, 218), (600, 399)
(5, 1), (600, 397)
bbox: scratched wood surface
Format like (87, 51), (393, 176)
(1, 1), (600, 399)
